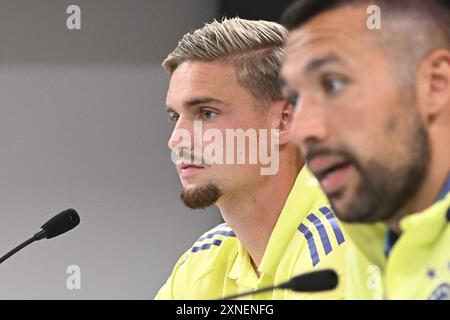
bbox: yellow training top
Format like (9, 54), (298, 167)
(343, 175), (450, 300)
(155, 166), (348, 299)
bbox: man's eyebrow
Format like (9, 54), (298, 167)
(304, 53), (345, 75)
(165, 106), (176, 113)
(183, 97), (226, 108)
(166, 97), (226, 112)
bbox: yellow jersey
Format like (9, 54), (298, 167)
(343, 175), (450, 300)
(155, 166), (348, 299)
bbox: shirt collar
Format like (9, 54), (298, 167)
(227, 166), (327, 284)
(228, 241), (259, 289)
(259, 166), (326, 277)
(436, 173), (450, 222)
(436, 173), (450, 202)
(384, 229), (400, 257)
(384, 174), (450, 256)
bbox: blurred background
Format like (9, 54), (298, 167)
(0, 0), (294, 299)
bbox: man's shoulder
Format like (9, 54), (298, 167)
(192, 223), (237, 250)
(291, 205), (348, 268)
(175, 223), (239, 271)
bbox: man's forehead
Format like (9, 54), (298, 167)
(170, 61), (236, 85)
(285, 5), (370, 53)
(169, 62), (235, 92)
(166, 61), (243, 108)
(282, 6), (374, 79)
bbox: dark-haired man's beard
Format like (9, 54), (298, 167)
(332, 115), (430, 223)
(180, 182), (222, 209)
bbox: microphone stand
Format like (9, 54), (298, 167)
(222, 284), (282, 300)
(0, 230), (46, 264)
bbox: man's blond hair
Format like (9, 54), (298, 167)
(162, 18), (288, 105)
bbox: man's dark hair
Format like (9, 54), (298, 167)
(282, 0), (450, 44)
(282, 0), (358, 30)
(281, 0), (450, 85)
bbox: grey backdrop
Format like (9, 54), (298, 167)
(0, 0), (222, 299)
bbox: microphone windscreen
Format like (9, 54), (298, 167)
(284, 269), (338, 292)
(40, 208), (80, 239)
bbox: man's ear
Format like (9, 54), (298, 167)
(270, 99), (294, 145)
(416, 49), (450, 123)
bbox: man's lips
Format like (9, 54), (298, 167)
(178, 163), (204, 170)
(308, 155), (352, 194)
(177, 162), (205, 177)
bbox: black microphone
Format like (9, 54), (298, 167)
(222, 269), (338, 300)
(0, 208), (80, 265)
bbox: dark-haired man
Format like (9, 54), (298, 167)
(281, 0), (450, 299)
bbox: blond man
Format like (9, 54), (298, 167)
(155, 18), (348, 300)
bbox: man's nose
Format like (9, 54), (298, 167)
(167, 115), (194, 151)
(288, 97), (329, 150)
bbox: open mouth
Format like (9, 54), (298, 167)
(316, 161), (351, 180)
(310, 159), (352, 194)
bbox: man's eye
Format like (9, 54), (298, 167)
(322, 76), (346, 94)
(201, 109), (217, 120)
(168, 113), (179, 123)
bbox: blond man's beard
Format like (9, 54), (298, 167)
(180, 182), (222, 209)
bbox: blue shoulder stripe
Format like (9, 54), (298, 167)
(298, 223), (320, 266)
(191, 239), (223, 253)
(197, 230), (236, 243)
(306, 213), (332, 255)
(319, 206), (345, 245)
(298, 207), (346, 267)
(189, 224), (236, 253)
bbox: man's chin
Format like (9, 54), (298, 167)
(180, 182), (222, 210)
(330, 191), (379, 223)
(328, 195), (347, 220)
(180, 179), (202, 191)
(180, 184), (197, 192)
(327, 187), (362, 222)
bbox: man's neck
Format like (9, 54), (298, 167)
(217, 155), (301, 271)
